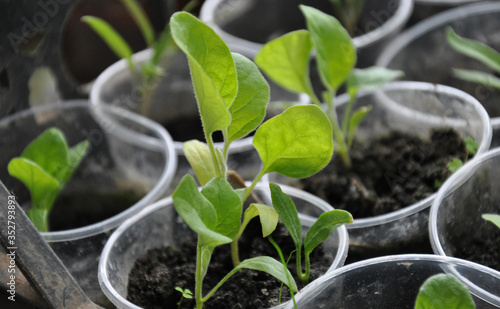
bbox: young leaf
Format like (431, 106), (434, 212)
(183, 140), (216, 186)
(170, 12), (237, 135)
(172, 175), (232, 247)
(447, 27), (500, 74)
(64, 140), (89, 184)
(452, 69), (500, 90)
(269, 183), (302, 250)
(20, 128), (69, 182)
(81, 16), (133, 65)
(232, 257), (298, 292)
(465, 137), (479, 156)
(415, 274), (475, 309)
(253, 105), (333, 178)
(347, 106), (371, 148)
(300, 5), (356, 91)
(346, 67), (404, 99)
(255, 30), (315, 97)
(201, 178), (242, 239)
(242, 203), (279, 238)
(227, 53), (269, 143)
(304, 210), (353, 256)
(448, 158), (463, 173)
(120, 0), (155, 46)
(482, 214), (500, 229)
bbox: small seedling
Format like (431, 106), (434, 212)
(175, 287), (193, 308)
(415, 273), (475, 309)
(447, 137), (479, 173)
(255, 5), (403, 168)
(169, 11), (352, 308)
(82, 0), (198, 115)
(329, 0), (365, 36)
(8, 128), (89, 232)
(482, 214), (500, 229)
(446, 27), (500, 91)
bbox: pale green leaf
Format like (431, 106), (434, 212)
(242, 203), (279, 238)
(253, 105), (333, 178)
(120, 0), (155, 46)
(170, 12), (237, 134)
(8, 158), (60, 210)
(452, 69), (500, 90)
(227, 53), (269, 143)
(183, 140), (216, 185)
(234, 257), (298, 292)
(20, 128), (69, 182)
(172, 175), (232, 247)
(448, 158), (463, 173)
(465, 138), (479, 156)
(201, 178), (242, 239)
(482, 214), (500, 229)
(346, 67), (404, 99)
(64, 140), (89, 184)
(300, 5), (356, 91)
(447, 27), (500, 74)
(269, 183), (302, 250)
(415, 274), (475, 309)
(255, 30), (315, 96)
(304, 210), (352, 256)
(81, 16), (133, 63)
(347, 106), (371, 148)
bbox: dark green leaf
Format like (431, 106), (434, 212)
(415, 274), (475, 309)
(304, 210), (352, 256)
(269, 183), (302, 250)
(347, 106), (371, 148)
(120, 0), (155, 46)
(235, 257), (298, 292)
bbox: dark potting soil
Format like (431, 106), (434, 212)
(298, 129), (470, 219)
(127, 221), (331, 309)
(455, 231), (500, 272)
(48, 192), (141, 231)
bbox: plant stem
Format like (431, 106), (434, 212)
(324, 91), (351, 168)
(205, 133), (224, 179)
(195, 243), (204, 309)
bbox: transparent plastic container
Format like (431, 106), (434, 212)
(376, 2), (500, 147)
(200, 0), (413, 67)
(283, 254), (500, 308)
(0, 101), (177, 306)
(270, 81), (491, 262)
(98, 183), (349, 309)
(430, 147), (500, 302)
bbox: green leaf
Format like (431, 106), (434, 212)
(151, 25), (175, 67)
(465, 138), (479, 156)
(346, 67), (404, 99)
(8, 158), (60, 210)
(170, 12), (237, 135)
(20, 128), (69, 182)
(300, 5), (356, 91)
(447, 27), (500, 74)
(452, 69), (500, 90)
(234, 257), (298, 292)
(183, 140), (216, 185)
(255, 30), (315, 96)
(448, 158), (463, 173)
(304, 210), (352, 256)
(81, 16), (133, 64)
(482, 214), (500, 229)
(227, 53), (269, 143)
(120, 0), (155, 46)
(253, 105), (333, 178)
(415, 274), (475, 309)
(269, 183), (302, 250)
(172, 175), (232, 247)
(201, 178), (242, 239)
(242, 203), (279, 238)
(347, 106), (372, 148)
(64, 140), (89, 184)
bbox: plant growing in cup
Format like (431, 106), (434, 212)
(329, 0), (365, 36)
(7, 128), (88, 232)
(160, 11), (354, 308)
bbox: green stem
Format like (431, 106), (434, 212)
(297, 254), (311, 285)
(205, 133), (224, 179)
(195, 243), (204, 309)
(201, 266), (243, 303)
(324, 91), (351, 168)
(241, 168), (266, 203)
(222, 129), (230, 163)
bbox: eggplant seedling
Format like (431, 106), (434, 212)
(7, 128), (89, 232)
(482, 214), (500, 229)
(415, 273), (475, 309)
(447, 137), (479, 173)
(169, 11), (352, 308)
(255, 5), (403, 168)
(329, 0), (365, 36)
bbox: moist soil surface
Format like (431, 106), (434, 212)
(127, 221), (332, 309)
(298, 129), (470, 219)
(455, 231), (500, 272)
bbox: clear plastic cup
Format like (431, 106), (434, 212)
(376, 2), (500, 147)
(284, 254), (500, 308)
(98, 183), (349, 309)
(430, 147), (500, 303)
(200, 0), (413, 67)
(0, 101), (177, 306)
(270, 81), (491, 262)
